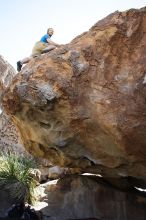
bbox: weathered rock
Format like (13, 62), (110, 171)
(37, 165), (82, 183)
(0, 112), (26, 154)
(41, 175), (146, 220)
(42, 166), (81, 180)
(0, 56), (26, 154)
(0, 55), (16, 102)
(40, 166), (66, 180)
(2, 8), (146, 183)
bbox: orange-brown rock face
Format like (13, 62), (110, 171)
(2, 8), (146, 181)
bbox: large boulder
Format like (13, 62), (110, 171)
(2, 8), (146, 183)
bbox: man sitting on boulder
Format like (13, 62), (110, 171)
(17, 28), (59, 71)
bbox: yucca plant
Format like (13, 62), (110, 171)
(0, 152), (37, 204)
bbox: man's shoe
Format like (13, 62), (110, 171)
(17, 61), (22, 71)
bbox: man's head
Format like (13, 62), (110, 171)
(47, 28), (54, 37)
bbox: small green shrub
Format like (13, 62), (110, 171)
(0, 152), (37, 204)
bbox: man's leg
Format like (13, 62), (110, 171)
(21, 57), (31, 64)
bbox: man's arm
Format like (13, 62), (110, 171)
(47, 39), (59, 46)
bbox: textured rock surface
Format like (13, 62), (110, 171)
(0, 56), (25, 154)
(0, 112), (24, 153)
(0, 55), (15, 103)
(2, 8), (146, 183)
(41, 175), (146, 220)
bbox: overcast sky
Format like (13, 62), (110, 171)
(0, 0), (145, 69)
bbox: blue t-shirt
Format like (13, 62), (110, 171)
(40, 34), (51, 43)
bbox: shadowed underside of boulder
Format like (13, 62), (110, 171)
(2, 7), (146, 186)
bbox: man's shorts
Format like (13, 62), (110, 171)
(31, 41), (48, 57)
